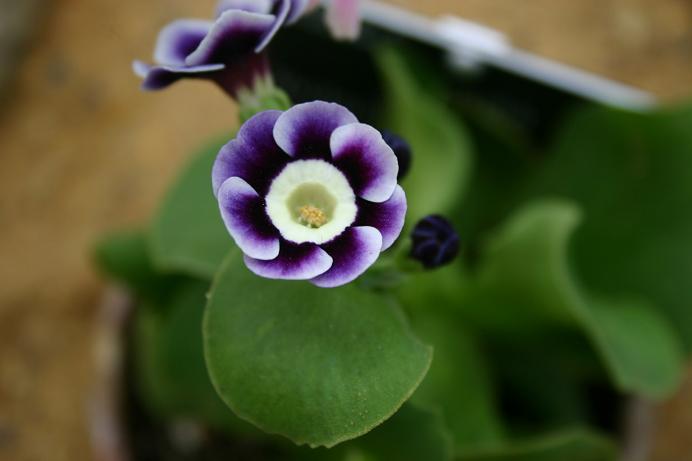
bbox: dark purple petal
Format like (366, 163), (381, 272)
(185, 10), (275, 67)
(212, 110), (290, 196)
(311, 226), (382, 288)
(216, 0), (273, 16)
(133, 61), (225, 90)
(218, 177), (281, 260)
(356, 185), (406, 251)
(254, 0), (290, 52)
(331, 123), (398, 202)
(154, 20), (213, 66)
(245, 241), (333, 280)
(273, 101), (358, 160)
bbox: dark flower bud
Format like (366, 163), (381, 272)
(382, 130), (412, 180)
(410, 215), (460, 269)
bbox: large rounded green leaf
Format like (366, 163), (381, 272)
(204, 250), (433, 448)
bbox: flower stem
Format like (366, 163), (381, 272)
(236, 77), (292, 122)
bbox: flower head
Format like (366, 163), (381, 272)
(410, 215), (460, 269)
(213, 101), (407, 287)
(133, 1), (315, 97)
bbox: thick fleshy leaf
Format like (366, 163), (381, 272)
(150, 139), (233, 278)
(331, 123), (398, 202)
(457, 430), (616, 461)
(244, 241), (333, 280)
(395, 267), (505, 453)
(311, 226), (382, 288)
(154, 19), (212, 65)
(218, 177), (280, 260)
(376, 46), (472, 222)
(280, 403), (452, 461)
(466, 200), (684, 399)
(96, 232), (255, 434)
(411, 315), (504, 452)
(356, 185), (407, 251)
(525, 105), (692, 352)
(134, 280), (258, 436)
(273, 100), (358, 159)
(212, 110), (289, 196)
(94, 230), (183, 304)
(204, 250), (432, 447)
(185, 10), (275, 66)
(350, 403), (453, 461)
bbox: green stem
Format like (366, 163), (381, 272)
(237, 76), (293, 123)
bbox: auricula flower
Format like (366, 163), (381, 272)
(213, 101), (407, 287)
(133, 0), (315, 99)
(411, 215), (460, 269)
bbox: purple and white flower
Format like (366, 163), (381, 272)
(133, 0), (316, 97)
(213, 101), (407, 287)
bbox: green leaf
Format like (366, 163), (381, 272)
(395, 268), (504, 452)
(457, 430), (616, 461)
(150, 138), (235, 279)
(409, 313), (504, 452)
(527, 105), (692, 351)
(349, 403), (453, 461)
(94, 230), (182, 303)
(467, 200), (684, 398)
(134, 279), (259, 435)
(204, 250), (433, 448)
(376, 46), (473, 222)
(280, 404), (452, 461)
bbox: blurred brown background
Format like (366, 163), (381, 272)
(0, 1), (691, 460)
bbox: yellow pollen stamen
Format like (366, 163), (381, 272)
(298, 205), (328, 228)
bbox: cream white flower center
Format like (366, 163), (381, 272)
(265, 159), (357, 244)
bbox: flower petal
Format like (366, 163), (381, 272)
(331, 123), (398, 202)
(356, 185), (407, 251)
(273, 101), (358, 159)
(133, 61), (225, 90)
(216, 0), (273, 16)
(311, 226), (382, 288)
(244, 241), (333, 280)
(326, 0), (362, 40)
(185, 10), (276, 67)
(254, 0), (291, 52)
(218, 177), (280, 261)
(154, 20), (213, 66)
(212, 110), (290, 196)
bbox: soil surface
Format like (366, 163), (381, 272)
(0, 1), (690, 460)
